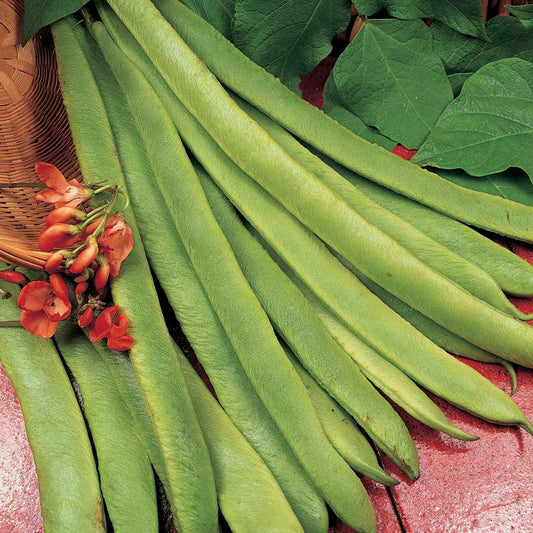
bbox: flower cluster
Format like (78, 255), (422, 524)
(1, 163), (134, 352)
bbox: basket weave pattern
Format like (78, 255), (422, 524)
(0, 0), (81, 269)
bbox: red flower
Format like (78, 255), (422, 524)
(38, 224), (80, 252)
(35, 163), (92, 209)
(44, 250), (67, 273)
(0, 271), (29, 285)
(70, 239), (99, 275)
(88, 305), (133, 352)
(45, 206), (85, 226)
(17, 274), (71, 338)
(78, 307), (94, 328)
(97, 215), (133, 277)
(94, 259), (110, 291)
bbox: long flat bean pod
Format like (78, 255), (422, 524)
(0, 284), (104, 533)
(235, 99), (530, 321)
(108, 35), (531, 436)
(156, 89), (530, 432)
(177, 348), (304, 533)
(53, 18), (218, 533)
(95, 20), (375, 532)
(322, 159), (533, 297)
(152, 0), (533, 242)
(298, 286), (477, 438)
(282, 347), (397, 485)
(347, 266), (518, 393)
(55, 323), (158, 533)
(200, 168), (420, 477)
(91, 17), (328, 532)
(105, 0), (533, 367)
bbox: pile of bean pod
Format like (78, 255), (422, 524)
(4, 1), (533, 532)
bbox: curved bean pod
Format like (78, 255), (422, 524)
(90, 17), (328, 531)
(53, 18), (218, 532)
(300, 289), (477, 440)
(145, 85), (531, 432)
(177, 348), (304, 533)
(55, 323), (158, 533)
(327, 163), (533, 297)
(106, 0), (533, 367)
(152, 0), (533, 242)
(200, 168), (419, 478)
(95, 19), (375, 532)
(108, 31), (531, 435)
(0, 283), (104, 533)
(283, 348), (398, 486)
(347, 267), (518, 394)
(236, 99), (530, 321)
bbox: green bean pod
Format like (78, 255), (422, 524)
(106, 0), (533, 367)
(0, 284), (104, 533)
(236, 99), (531, 321)
(347, 266), (518, 394)
(55, 323), (158, 533)
(326, 161), (533, 297)
(53, 18), (218, 533)
(299, 288), (477, 439)
(152, 0), (533, 242)
(106, 27), (530, 435)
(95, 17), (375, 532)
(177, 348), (304, 533)
(139, 76), (531, 433)
(90, 16), (328, 532)
(200, 168), (419, 478)
(283, 348), (398, 486)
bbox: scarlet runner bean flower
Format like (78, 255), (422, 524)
(0, 162), (134, 351)
(35, 163), (93, 208)
(97, 215), (134, 277)
(88, 305), (133, 351)
(16, 274), (71, 338)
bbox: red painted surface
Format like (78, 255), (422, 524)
(0, 363), (43, 533)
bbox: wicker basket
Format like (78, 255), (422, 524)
(0, 0), (80, 270)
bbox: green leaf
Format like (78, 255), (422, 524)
(431, 16), (533, 76)
(414, 58), (533, 180)
(181, 0), (235, 39)
(333, 19), (453, 148)
(448, 72), (471, 96)
(354, 0), (486, 38)
(322, 75), (396, 149)
(22, 0), (88, 45)
(507, 4), (533, 23)
(234, 0), (351, 92)
(435, 167), (533, 206)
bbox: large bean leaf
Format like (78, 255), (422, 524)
(353, 0), (486, 38)
(431, 16), (533, 75)
(322, 76), (396, 149)
(507, 4), (533, 25)
(234, 0), (351, 92)
(414, 59), (533, 180)
(22, 0), (88, 44)
(333, 19), (453, 148)
(436, 168), (533, 206)
(181, 0), (235, 39)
